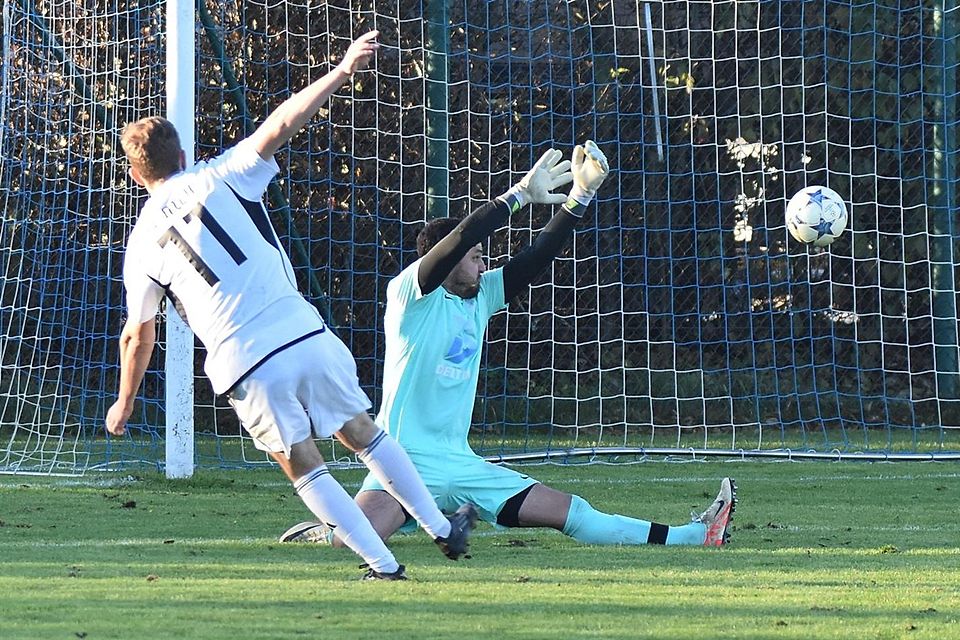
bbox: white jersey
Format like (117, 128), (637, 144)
(123, 140), (326, 394)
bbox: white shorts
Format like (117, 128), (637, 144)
(225, 331), (372, 455)
(359, 450), (537, 527)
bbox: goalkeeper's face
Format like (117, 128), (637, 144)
(444, 244), (486, 299)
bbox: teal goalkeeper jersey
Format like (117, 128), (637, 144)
(375, 259), (507, 456)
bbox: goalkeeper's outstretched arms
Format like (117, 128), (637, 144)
(502, 140), (610, 301)
(417, 148), (573, 294)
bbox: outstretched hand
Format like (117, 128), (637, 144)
(570, 140), (609, 201)
(564, 140), (609, 215)
(513, 148), (573, 206)
(337, 31), (380, 76)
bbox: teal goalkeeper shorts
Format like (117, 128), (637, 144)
(357, 450), (538, 532)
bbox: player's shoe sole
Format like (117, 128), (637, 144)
(279, 521), (332, 544)
(698, 478), (736, 546)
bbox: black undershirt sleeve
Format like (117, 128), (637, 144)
(418, 199), (512, 295)
(502, 209), (579, 301)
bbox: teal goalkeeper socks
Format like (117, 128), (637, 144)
(665, 521), (707, 545)
(561, 495), (706, 545)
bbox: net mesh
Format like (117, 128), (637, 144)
(1, 0), (958, 473)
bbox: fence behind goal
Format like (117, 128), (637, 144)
(1, 1), (958, 474)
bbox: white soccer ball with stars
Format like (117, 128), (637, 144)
(785, 186), (848, 247)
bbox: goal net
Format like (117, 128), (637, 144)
(2, 0), (958, 473)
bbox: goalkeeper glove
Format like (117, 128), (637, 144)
(563, 140), (610, 218)
(500, 148), (573, 213)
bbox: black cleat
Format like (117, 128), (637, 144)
(434, 503), (478, 560)
(360, 563), (407, 581)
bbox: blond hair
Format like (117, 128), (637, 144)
(120, 116), (182, 183)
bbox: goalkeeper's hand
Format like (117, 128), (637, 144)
(500, 148), (573, 212)
(563, 140), (610, 217)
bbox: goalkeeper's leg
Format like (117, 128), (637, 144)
(562, 494), (707, 545)
(505, 483), (728, 546)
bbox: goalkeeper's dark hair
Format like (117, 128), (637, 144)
(121, 116), (182, 183)
(416, 216), (462, 257)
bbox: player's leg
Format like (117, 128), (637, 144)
(503, 479), (736, 546)
(270, 439), (403, 575)
(336, 414), (477, 559)
(288, 489), (407, 548)
(228, 338), (405, 578)
(292, 330), (467, 549)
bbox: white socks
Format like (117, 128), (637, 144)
(293, 465), (399, 573)
(357, 431), (452, 540)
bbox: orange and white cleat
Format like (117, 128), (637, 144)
(697, 478), (737, 546)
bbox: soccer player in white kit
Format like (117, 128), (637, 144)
(106, 30), (476, 580)
(283, 143), (736, 549)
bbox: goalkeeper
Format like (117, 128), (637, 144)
(282, 142), (736, 548)
(107, 30), (476, 581)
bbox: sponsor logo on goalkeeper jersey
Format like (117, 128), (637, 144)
(444, 333), (479, 364)
(435, 362), (472, 381)
(436, 330), (479, 380)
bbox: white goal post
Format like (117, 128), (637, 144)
(164, 0), (195, 479)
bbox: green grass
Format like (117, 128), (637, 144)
(1, 462), (958, 639)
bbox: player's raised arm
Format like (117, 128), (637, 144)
(502, 140), (610, 301)
(417, 148), (573, 294)
(247, 30), (380, 160)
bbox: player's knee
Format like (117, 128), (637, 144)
(561, 494), (595, 538)
(284, 439), (326, 479)
(335, 412), (379, 451)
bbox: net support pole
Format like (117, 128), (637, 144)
(425, 0), (449, 220)
(163, 0), (195, 477)
(643, 3), (664, 162)
(931, 2), (958, 402)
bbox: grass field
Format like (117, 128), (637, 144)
(1, 461), (958, 639)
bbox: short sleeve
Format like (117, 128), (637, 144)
(208, 139), (280, 201)
(478, 267), (507, 319)
(388, 259), (427, 308)
(123, 256), (165, 324)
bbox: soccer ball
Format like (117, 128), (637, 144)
(785, 186), (848, 247)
